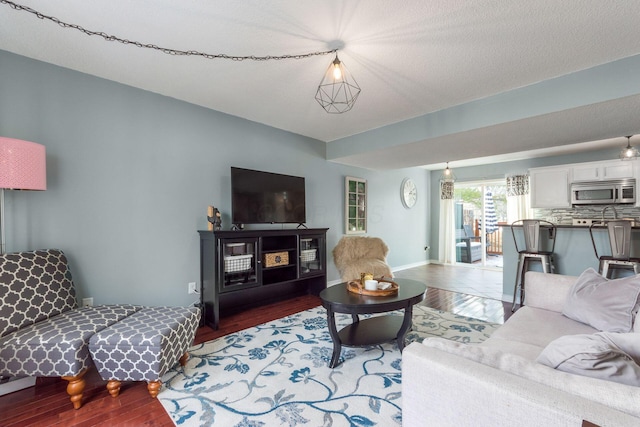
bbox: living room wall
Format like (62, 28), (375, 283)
(0, 49), (430, 307)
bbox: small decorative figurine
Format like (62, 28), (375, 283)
(207, 206), (222, 231)
(213, 208), (222, 231)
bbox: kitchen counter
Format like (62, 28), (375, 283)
(553, 224), (640, 228)
(502, 224), (640, 301)
(511, 222), (640, 229)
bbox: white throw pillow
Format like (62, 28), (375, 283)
(536, 332), (640, 386)
(562, 268), (640, 332)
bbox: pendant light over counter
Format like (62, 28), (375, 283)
(440, 162), (456, 182)
(620, 135), (639, 160)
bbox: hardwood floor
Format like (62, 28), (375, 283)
(394, 262), (505, 301)
(394, 263), (513, 324)
(0, 264), (515, 426)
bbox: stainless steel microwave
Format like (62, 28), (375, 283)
(571, 179), (636, 205)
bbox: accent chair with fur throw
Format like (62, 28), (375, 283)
(332, 236), (393, 282)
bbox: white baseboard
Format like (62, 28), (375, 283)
(391, 259), (430, 272)
(328, 260), (432, 287)
(327, 278), (342, 286)
(0, 376), (36, 396)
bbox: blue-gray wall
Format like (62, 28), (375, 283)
(0, 49), (429, 307)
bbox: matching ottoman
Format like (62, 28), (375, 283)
(89, 306), (200, 398)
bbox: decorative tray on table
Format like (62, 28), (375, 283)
(347, 278), (399, 296)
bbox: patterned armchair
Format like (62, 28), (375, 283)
(0, 249), (140, 409)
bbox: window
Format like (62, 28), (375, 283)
(345, 176), (366, 234)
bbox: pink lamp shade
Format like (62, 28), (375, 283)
(0, 137), (47, 190)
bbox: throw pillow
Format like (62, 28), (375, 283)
(562, 268), (640, 332)
(536, 332), (640, 386)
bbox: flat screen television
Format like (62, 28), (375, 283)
(231, 167), (306, 225)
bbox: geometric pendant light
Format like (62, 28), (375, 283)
(315, 54), (361, 114)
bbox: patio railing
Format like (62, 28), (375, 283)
(473, 221), (506, 255)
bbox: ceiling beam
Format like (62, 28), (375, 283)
(326, 54), (640, 167)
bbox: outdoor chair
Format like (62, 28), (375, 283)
(456, 225), (482, 263)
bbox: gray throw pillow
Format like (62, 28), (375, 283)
(562, 268), (640, 332)
(536, 332), (640, 386)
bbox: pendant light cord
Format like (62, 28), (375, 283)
(1, 0), (337, 61)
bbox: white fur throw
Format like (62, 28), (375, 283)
(332, 236), (393, 282)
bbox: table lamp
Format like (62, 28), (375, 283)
(0, 137), (47, 254)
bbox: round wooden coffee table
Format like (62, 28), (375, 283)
(319, 278), (426, 368)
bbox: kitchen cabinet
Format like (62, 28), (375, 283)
(571, 160), (634, 182)
(529, 166), (571, 208)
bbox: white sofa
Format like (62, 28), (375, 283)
(402, 271), (640, 427)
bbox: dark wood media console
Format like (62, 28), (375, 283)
(198, 228), (328, 329)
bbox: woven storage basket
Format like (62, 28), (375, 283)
(224, 254), (253, 272)
(264, 251), (289, 267)
(300, 249), (317, 262)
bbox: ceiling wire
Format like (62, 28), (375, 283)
(1, 0), (337, 61)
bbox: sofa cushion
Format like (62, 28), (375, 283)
(0, 304), (141, 377)
(562, 268), (640, 333)
(523, 271), (577, 312)
(487, 306), (597, 353)
(0, 249), (77, 338)
(537, 332), (640, 386)
(422, 337), (640, 418)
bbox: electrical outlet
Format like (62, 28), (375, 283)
(82, 297), (93, 307)
(188, 282), (197, 294)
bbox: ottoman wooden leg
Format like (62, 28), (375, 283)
(147, 380), (161, 398)
(61, 369), (87, 410)
(179, 352), (189, 366)
(106, 380), (122, 397)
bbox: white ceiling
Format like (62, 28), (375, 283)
(2, 0), (640, 170)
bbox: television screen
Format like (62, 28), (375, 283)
(231, 167), (306, 225)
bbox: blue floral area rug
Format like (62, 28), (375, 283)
(158, 305), (498, 426)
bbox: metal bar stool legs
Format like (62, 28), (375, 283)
(510, 219), (557, 312)
(512, 255), (525, 312)
(590, 220), (640, 279)
(511, 254), (554, 312)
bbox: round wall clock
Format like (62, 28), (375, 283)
(401, 178), (417, 208)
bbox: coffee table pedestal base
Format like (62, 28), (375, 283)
(320, 278), (426, 369)
(328, 310), (413, 368)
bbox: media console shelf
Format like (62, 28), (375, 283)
(199, 228), (328, 329)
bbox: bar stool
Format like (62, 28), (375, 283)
(510, 219), (556, 311)
(589, 220), (640, 278)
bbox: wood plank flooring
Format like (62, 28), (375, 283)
(394, 263), (513, 324)
(0, 264), (514, 426)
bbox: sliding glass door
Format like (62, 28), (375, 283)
(453, 180), (506, 269)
